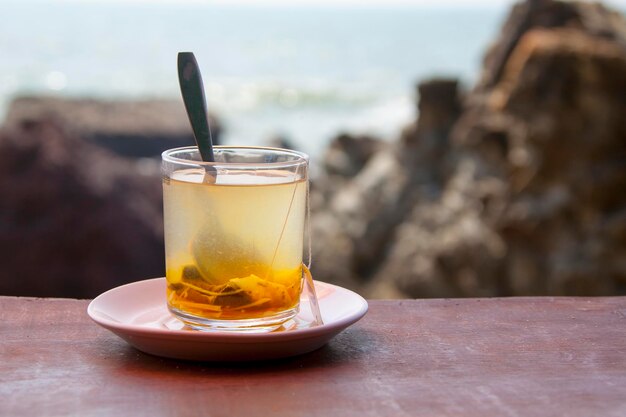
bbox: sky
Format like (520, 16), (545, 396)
(12, 0), (626, 7)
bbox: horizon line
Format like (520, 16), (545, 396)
(9, 0), (626, 11)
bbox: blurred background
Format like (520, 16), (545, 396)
(0, 0), (625, 299)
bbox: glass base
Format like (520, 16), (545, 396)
(168, 306), (299, 333)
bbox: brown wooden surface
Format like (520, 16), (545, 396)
(1, 296), (625, 416)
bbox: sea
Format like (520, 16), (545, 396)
(1, 1), (515, 158)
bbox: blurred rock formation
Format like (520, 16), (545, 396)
(0, 119), (165, 297)
(311, 0), (626, 298)
(4, 96), (222, 158)
(0, 97), (225, 297)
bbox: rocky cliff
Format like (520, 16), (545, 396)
(0, 97), (223, 297)
(311, 0), (626, 298)
(0, 118), (164, 297)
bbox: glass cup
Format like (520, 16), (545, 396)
(161, 146), (309, 332)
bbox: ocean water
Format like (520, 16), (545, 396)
(0, 1), (509, 157)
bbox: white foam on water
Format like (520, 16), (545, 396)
(0, 3), (510, 157)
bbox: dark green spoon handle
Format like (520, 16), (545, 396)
(177, 52), (215, 162)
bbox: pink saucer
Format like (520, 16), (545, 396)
(87, 278), (368, 361)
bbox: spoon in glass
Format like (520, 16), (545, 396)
(176, 51), (323, 328)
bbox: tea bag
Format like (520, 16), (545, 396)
(191, 221), (265, 286)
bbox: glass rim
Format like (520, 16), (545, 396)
(161, 145), (309, 169)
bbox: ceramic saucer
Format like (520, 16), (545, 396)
(87, 278), (367, 361)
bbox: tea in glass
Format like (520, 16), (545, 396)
(162, 146), (308, 331)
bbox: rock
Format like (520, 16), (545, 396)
(311, 78), (463, 287)
(477, 0), (626, 91)
(371, 159), (508, 298)
(266, 134), (297, 151)
(489, 26), (626, 295)
(399, 78), (463, 184)
(402, 79), (461, 149)
(309, 0), (626, 298)
(309, 211), (359, 291)
(368, 0), (626, 297)
(313, 149), (411, 281)
(0, 118), (165, 297)
(322, 133), (384, 178)
(310, 132), (385, 217)
(3, 96), (222, 158)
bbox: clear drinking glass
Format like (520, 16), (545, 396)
(162, 146), (309, 332)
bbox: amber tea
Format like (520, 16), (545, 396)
(162, 147), (308, 331)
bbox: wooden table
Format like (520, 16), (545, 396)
(1, 296), (625, 416)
